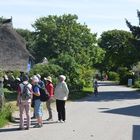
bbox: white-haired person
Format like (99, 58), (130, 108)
(32, 76), (43, 128)
(54, 75), (69, 122)
(44, 76), (54, 121)
(31, 74), (44, 119)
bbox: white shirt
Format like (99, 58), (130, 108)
(54, 81), (69, 100)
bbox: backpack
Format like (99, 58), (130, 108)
(39, 87), (49, 102)
(21, 83), (32, 101)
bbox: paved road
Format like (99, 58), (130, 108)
(1, 81), (140, 140)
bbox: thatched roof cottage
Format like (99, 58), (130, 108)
(0, 22), (33, 72)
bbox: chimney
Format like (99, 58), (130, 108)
(2, 17), (13, 28)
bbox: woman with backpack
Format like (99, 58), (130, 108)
(32, 76), (43, 128)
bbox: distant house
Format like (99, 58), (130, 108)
(0, 21), (34, 72)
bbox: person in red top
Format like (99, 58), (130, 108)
(45, 76), (54, 121)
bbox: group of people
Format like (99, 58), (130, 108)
(17, 74), (69, 130)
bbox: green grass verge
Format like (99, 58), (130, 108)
(0, 104), (13, 128)
(69, 87), (93, 100)
(0, 88), (17, 128)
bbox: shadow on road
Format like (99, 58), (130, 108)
(102, 105), (140, 117)
(0, 120), (58, 133)
(74, 81), (140, 102)
(76, 90), (140, 102)
(11, 117), (58, 125)
(133, 125), (140, 140)
(0, 128), (20, 133)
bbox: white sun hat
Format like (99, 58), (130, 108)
(32, 75), (39, 83)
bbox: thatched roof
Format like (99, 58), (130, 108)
(0, 25), (33, 72)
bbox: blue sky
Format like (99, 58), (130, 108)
(0, 0), (140, 36)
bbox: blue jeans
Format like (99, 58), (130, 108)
(34, 99), (43, 117)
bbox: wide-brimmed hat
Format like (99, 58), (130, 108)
(59, 75), (66, 81)
(45, 76), (52, 83)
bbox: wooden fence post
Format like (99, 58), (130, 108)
(0, 78), (5, 110)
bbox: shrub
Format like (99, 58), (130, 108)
(108, 71), (120, 81)
(118, 67), (135, 85)
(134, 79), (140, 88)
(30, 61), (95, 91)
(29, 63), (63, 84)
(79, 66), (95, 87)
(0, 70), (4, 78)
(0, 103), (13, 127)
(12, 70), (20, 78)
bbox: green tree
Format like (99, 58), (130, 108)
(51, 54), (83, 89)
(32, 14), (102, 67)
(126, 10), (140, 62)
(16, 29), (35, 55)
(98, 30), (135, 71)
(31, 14), (105, 89)
(29, 63), (63, 84)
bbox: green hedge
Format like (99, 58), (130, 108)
(134, 79), (140, 88)
(108, 71), (120, 81)
(30, 63), (94, 91)
(118, 67), (135, 85)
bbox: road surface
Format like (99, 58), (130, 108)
(1, 81), (140, 140)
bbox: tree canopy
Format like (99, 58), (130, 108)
(126, 10), (140, 62)
(22, 14), (104, 89)
(32, 14), (103, 67)
(98, 30), (136, 71)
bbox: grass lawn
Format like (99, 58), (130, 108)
(69, 87), (93, 100)
(0, 88), (17, 128)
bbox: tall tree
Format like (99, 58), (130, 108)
(32, 14), (103, 66)
(126, 10), (140, 61)
(16, 29), (35, 55)
(98, 30), (136, 71)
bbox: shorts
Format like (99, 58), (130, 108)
(34, 99), (43, 117)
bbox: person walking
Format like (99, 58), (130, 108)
(45, 76), (54, 121)
(93, 80), (98, 96)
(54, 75), (69, 122)
(17, 75), (32, 130)
(32, 76), (43, 128)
